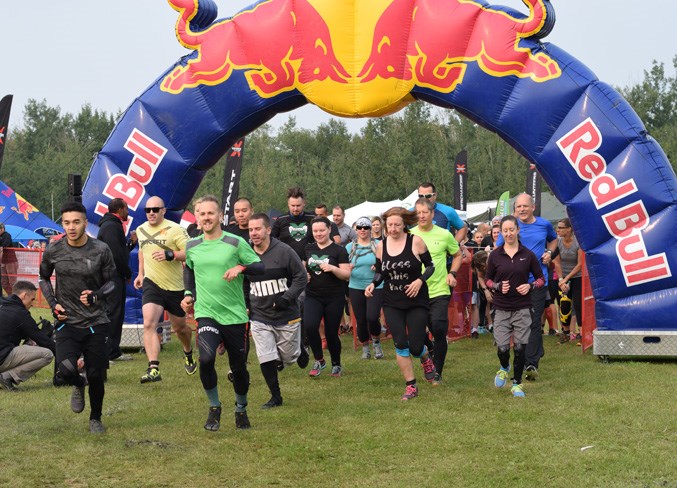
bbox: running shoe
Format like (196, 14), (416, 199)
(140, 368), (162, 384)
(235, 411), (251, 429)
(330, 365), (342, 377)
(558, 332), (570, 344)
(71, 385), (86, 413)
(511, 382), (525, 398)
(361, 346), (371, 360)
(421, 357), (436, 382)
(471, 329), (479, 339)
(309, 360), (326, 378)
(548, 329), (558, 336)
(89, 419), (106, 434)
(401, 384), (418, 401)
(204, 406), (221, 431)
(227, 370), (234, 383)
(184, 356), (198, 375)
(432, 373), (442, 386)
(494, 367), (509, 388)
(525, 365), (539, 381)
(261, 397), (283, 409)
(373, 341), (384, 360)
(297, 346), (310, 369)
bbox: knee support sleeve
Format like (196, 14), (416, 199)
(395, 347), (410, 357)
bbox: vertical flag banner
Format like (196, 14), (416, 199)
(496, 191), (510, 217)
(525, 163), (542, 216)
(453, 149), (468, 211)
(221, 137), (245, 225)
(0, 95), (13, 173)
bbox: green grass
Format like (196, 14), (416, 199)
(0, 330), (675, 488)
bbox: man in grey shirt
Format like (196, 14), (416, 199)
(332, 206), (356, 246)
(39, 201), (117, 434)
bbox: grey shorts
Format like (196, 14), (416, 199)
(493, 308), (532, 348)
(250, 319), (302, 365)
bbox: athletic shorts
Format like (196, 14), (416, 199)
(55, 323), (110, 371)
(493, 308), (531, 348)
(250, 319), (302, 365)
(142, 278), (185, 317)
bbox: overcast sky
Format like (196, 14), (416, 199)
(2, 0), (675, 134)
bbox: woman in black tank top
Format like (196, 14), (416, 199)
(365, 207), (436, 401)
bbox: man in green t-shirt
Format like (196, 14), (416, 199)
(181, 196), (264, 432)
(410, 198), (462, 386)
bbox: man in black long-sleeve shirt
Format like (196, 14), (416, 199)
(97, 198), (132, 362)
(0, 281), (55, 391)
(39, 201), (117, 434)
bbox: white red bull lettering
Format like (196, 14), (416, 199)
(557, 118), (671, 287)
(94, 129), (168, 221)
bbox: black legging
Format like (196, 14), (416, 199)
(429, 295), (451, 375)
(349, 287), (383, 343)
(383, 305), (429, 357)
(197, 319), (249, 396)
(304, 294), (345, 366)
(559, 276), (583, 329)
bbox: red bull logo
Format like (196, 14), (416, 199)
(161, 0), (349, 98)
(161, 0), (560, 116)
(12, 192), (38, 221)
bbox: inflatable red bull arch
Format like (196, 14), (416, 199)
(82, 0), (676, 347)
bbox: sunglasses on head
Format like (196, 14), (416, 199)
(356, 225), (371, 230)
(418, 193), (435, 199)
(145, 207), (164, 214)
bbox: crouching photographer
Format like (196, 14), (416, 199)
(0, 281), (55, 391)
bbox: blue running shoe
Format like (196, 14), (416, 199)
(494, 367), (509, 388)
(511, 382), (525, 398)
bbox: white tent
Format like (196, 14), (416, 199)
(344, 190), (419, 226)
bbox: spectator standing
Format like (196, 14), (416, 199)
(0, 223), (18, 296)
(371, 216), (384, 240)
(553, 218), (583, 344)
(97, 198), (133, 362)
(0, 281), (55, 391)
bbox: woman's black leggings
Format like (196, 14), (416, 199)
(349, 287), (383, 343)
(383, 305), (429, 357)
(559, 277), (583, 329)
(304, 293), (345, 366)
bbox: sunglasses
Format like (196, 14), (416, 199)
(145, 207), (164, 214)
(418, 193), (435, 199)
(356, 225), (371, 230)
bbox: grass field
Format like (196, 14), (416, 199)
(0, 328), (675, 488)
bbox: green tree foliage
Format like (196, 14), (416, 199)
(1, 99), (115, 217)
(2, 58), (674, 219)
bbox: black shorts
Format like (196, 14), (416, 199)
(142, 278), (186, 318)
(55, 323), (110, 371)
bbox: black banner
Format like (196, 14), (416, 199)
(221, 137), (245, 224)
(525, 163), (542, 216)
(453, 149), (468, 211)
(0, 95), (13, 173)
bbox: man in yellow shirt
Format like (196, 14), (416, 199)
(133, 196), (196, 383)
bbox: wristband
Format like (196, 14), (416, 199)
(450, 270), (457, 278)
(86, 294), (97, 305)
(165, 250), (175, 261)
(545, 249), (552, 255)
(184, 291), (193, 297)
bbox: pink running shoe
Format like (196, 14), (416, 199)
(421, 358), (436, 382)
(401, 384), (418, 401)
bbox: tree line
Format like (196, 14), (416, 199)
(2, 57), (675, 218)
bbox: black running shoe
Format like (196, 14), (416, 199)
(235, 411), (251, 429)
(261, 397), (283, 409)
(204, 406), (221, 432)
